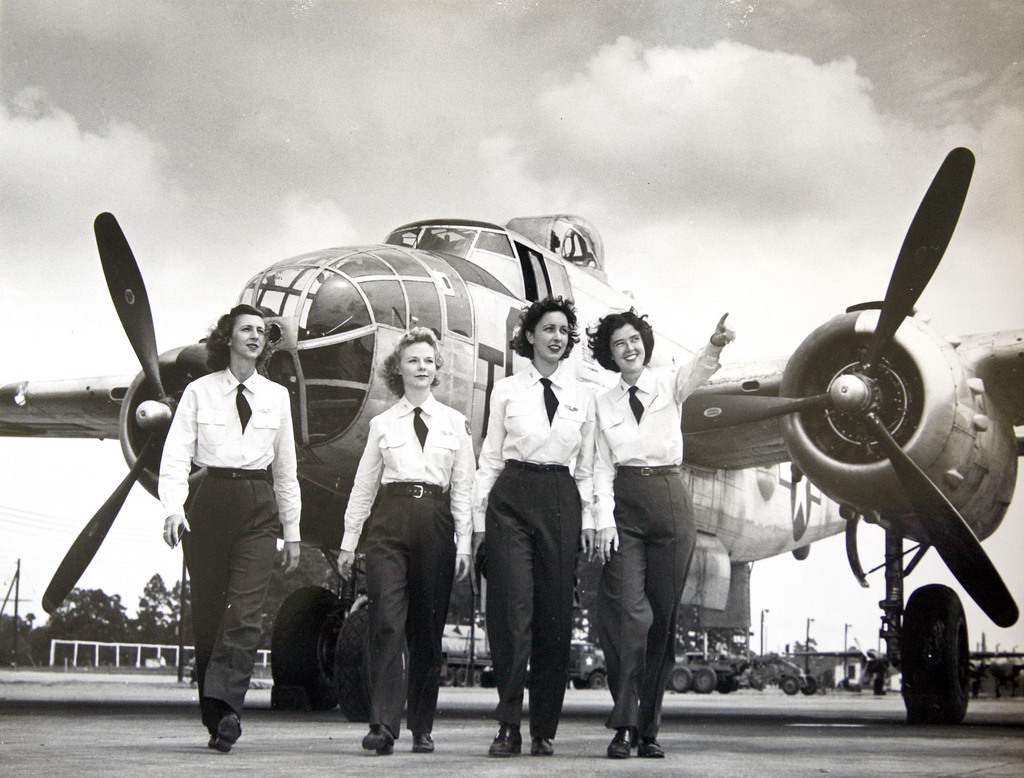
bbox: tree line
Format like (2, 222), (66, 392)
(1, 547), (342, 668)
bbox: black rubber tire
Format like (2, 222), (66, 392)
(780, 675), (800, 695)
(270, 586), (343, 711)
(716, 673), (737, 694)
(669, 665), (693, 694)
(801, 674), (819, 695)
(334, 605), (371, 722)
(587, 670), (608, 690)
(902, 584), (969, 725)
(692, 666), (717, 694)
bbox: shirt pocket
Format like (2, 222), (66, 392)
(428, 430), (460, 473)
(379, 430), (412, 472)
(600, 411), (636, 458)
(250, 407), (281, 448)
(196, 408), (228, 461)
(647, 392), (673, 414)
(504, 399), (536, 439)
(553, 402), (586, 446)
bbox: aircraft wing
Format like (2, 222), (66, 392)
(0, 375), (131, 438)
(682, 356), (791, 470)
(958, 329), (1024, 428)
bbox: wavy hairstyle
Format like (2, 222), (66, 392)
(587, 308), (655, 373)
(205, 304), (277, 371)
(510, 296), (580, 360)
(381, 327), (444, 397)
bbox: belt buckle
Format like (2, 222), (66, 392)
(410, 484), (424, 499)
(640, 467), (653, 477)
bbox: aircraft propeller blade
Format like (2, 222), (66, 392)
(682, 393), (830, 434)
(94, 212), (166, 398)
(864, 414), (1019, 627)
(41, 436), (160, 614)
(862, 148), (974, 374)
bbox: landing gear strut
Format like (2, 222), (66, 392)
(880, 530), (969, 724)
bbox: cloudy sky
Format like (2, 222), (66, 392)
(2, 1), (1022, 655)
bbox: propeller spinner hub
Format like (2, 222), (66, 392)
(829, 373), (874, 415)
(136, 399), (173, 431)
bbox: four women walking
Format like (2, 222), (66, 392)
(168, 296), (734, 759)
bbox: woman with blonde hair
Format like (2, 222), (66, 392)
(338, 327), (474, 755)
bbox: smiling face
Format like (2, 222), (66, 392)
(609, 323), (646, 383)
(527, 311), (570, 369)
(398, 340), (438, 395)
(228, 313), (267, 365)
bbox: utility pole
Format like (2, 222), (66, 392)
(805, 618), (814, 673)
(13, 559), (19, 662)
(760, 609), (769, 656)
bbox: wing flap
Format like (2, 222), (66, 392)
(683, 357), (791, 469)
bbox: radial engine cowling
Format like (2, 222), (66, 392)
(779, 309), (1016, 541)
(119, 344), (211, 497)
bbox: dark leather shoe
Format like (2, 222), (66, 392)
(607, 727), (636, 759)
(638, 736), (665, 758)
(488, 723), (522, 757)
(362, 725), (395, 755)
(213, 712), (241, 753)
(530, 736), (553, 756)
(412, 732), (435, 753)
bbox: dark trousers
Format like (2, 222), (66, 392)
(484, 466), (581, 739)
(183, 476), (279, 732)
(361, 492), (456, 737)
(596, 470), (696, 738)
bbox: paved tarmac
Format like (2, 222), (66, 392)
(1, 669), (1022, 777)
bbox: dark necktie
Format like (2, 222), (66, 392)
(540, 377), (558, 424)
(628, 385), (644, 425)
(236, 384), (252, 432)
(413, 406), (429, 448)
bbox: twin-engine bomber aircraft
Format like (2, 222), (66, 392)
(1, 148), (1020, 725)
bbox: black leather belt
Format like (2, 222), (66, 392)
(382, 481), (445, 499)
(617, 465), (681, 477)
(206, 467), (271, 481)
(505, 459), (570, 473)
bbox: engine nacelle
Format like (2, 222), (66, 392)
(119, 344), (210, 497)
(780, 309), (1016, 542)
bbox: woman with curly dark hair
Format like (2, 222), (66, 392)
(158, 303), (299, 753)
(338, 327), (474, 756)
(471, 296), (596, 758)
(587, 309), (734, 760)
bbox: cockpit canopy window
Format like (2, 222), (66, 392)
(387, 226), (481, 259)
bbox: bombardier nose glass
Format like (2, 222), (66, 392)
(242, 248), (448, 445)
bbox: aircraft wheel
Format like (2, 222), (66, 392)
(692, 666), (717, 694)
(334, 606), (371, 722)
(780, 675), (800, 695)
(587, 670), (608, 689)
(271, 586), (343, 711)
(902, 584), (969, 725)
(669, 665), (693, 693)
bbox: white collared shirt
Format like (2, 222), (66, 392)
(593, 341), (723, 530)
(158, 369), (301, 541)
(472, 361), (596, 532)
(342, 394), (475, 554)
